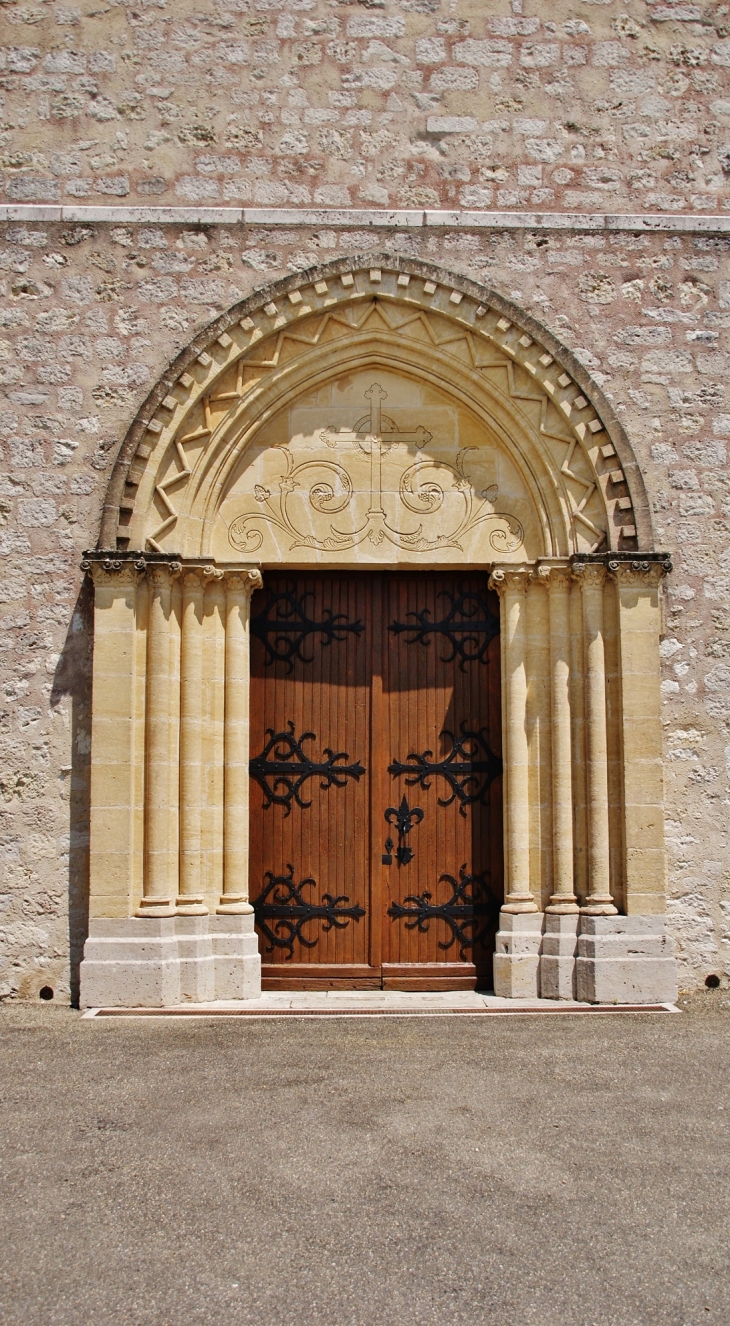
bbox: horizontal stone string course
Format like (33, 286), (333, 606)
(1, 205), (729, 234)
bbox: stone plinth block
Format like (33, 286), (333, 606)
(540, 914), (579, 1001)
(80, 918), (181, 1008)
(176, 916), (215, 1003)
(576, 915), (677, 1004)
(80, 915), (262, 1006)
(493, 911), (545, 999)
(211, 913), (261, 1000)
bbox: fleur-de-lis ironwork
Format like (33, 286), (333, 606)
(389, 586), (500, 669)
(382, 794), (424, 866)
(387, 866), (500, 960)
(250, 588), (364, 672)
(388, 722), (502, 817)
(250, 721), (366, 816)
(252, 865), (366, 958)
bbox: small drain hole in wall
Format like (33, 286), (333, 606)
(39, 985), (54, 1001)
(705, 974), (720, 990)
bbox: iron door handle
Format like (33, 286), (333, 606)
(382, 795), (424, 866)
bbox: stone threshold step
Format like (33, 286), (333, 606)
(84, 1000), (679, 1019)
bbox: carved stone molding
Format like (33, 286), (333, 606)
(100, 256), (653, 560)
(226, 569), (264, 597)
(608, 557), (673, 589)
(81, 553), (145, 589)
(534, 561), (573, 592)
(147, 561), (181, 589)
(489, 566), (531, 597)
(228, 382), (525, 559)
(572, 561), (607, 590)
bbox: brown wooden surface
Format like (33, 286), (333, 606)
(249, 572), (502, 990)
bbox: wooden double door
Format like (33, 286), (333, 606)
(249, 572), (503, 990)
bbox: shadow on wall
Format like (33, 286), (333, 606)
(51, 578), (93, 1008)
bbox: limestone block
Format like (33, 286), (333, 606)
(210, 914), (261, 1000)
(493, 911), (545, 999)
(80, 918), (180, 1008)
(540, 914), (579, 1000)
(576, 916), (678, 1004)
(176, 916), (215, 1003)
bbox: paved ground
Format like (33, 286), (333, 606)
(0, 994), (728, 1326)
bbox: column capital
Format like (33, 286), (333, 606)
(82, 554), (145, 590)
(534, 560), (572, 591)
(225, 568), (264, 596)
(181, 567), (206, 592)
(489, 565), (531, 596)
(608, 556), (672, 589)
(146, 560), (182, 589)
(572, 560), (606, 589)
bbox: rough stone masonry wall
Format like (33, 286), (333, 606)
(0, 217), (728, 1000)
(0, 0), (729, 214)
(0, 0), (729, 1002)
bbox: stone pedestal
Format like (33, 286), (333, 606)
(540, 913), (579, 1001)
(176, 916), (215, 1003)
(493, 911), (545, 999)
(80, 915), (262, 1007)
(210, 913), (261, 1000)
(80, 918), (181, 1008)
(576, 915), (677, 1004)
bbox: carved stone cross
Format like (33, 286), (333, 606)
(321, 383), (433, 538)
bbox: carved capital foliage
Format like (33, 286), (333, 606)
(181, 568), (205, 593)
(489, 566), (531, 597)
(146, 561), (181, 590)
(535, 562), (572, 592)
(572, 561), (606, 590)
(608, 557), (672, 589)
(81, 554), (144, 590)
(226, 568), (264, 597)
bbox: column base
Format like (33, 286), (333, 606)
(576, 916), (678, 1004)
(540, 913), (579, 1001)
(135, 898), (176, 918)
(493, 910), (545, 999)
(176, 916), (215, 1002)
(80, 918), (181, 1007)
(80, 915), (262, 1007)
(210, 913), (261, 1000)
(176, 896), (209, 916)
(216, 896), (254, 915)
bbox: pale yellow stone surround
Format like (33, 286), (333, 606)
(84, 551), (671, 926)
(80, 260), (676, 1004)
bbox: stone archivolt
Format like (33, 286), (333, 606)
(108, 258), (645, 564)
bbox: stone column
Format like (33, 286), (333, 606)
(86, 557), (142, 918)
(490, 567), (536, 912)
(178, 568), (207, 915)
(540, 563), (579, 1000)
(137, 561), (181, 917)
(211, 568), (263, 1002)
(81, 555), (181, 1009)
(490, 567), (542, 999)
(576, 557), (677, 1005)
(573, 561), (617, 917)
(545, 565), (578, 913)
(219, 568), (263, 913)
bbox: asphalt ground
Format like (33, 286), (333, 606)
(0, 994), (728, 1326)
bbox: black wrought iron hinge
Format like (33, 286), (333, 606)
(250, 721), (365, 816)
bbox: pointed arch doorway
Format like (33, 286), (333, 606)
(80, 256), (677, 1008)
